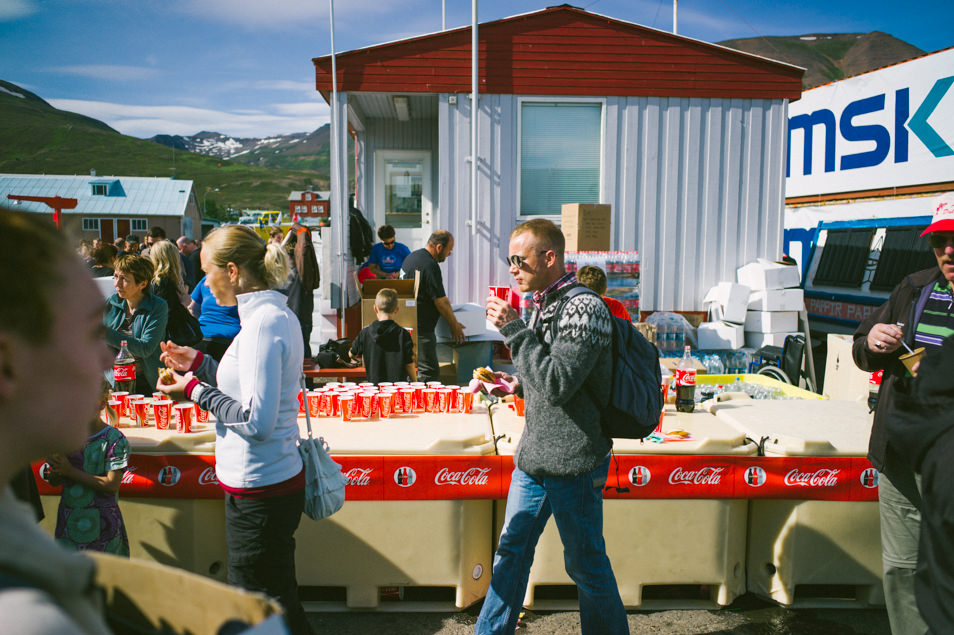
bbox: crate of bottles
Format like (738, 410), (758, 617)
(565, 251), (640, 319)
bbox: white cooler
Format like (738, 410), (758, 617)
(294, 407), (497, 609)
(490, 403), (756, 609)
(710, 398), (883, 607)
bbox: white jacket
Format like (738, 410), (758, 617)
(214, 290), (304, 489)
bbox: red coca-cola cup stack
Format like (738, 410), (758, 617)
(194, 404), (210, 424)
(400, 388), (415, 415)
(436, 388), (451, 413)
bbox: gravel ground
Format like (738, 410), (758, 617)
(305, 595), (890, 634)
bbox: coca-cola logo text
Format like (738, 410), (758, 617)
(121, 466), (138, 485)
(346, 468), (373, 486)
(435, 467), (491, 486)
(784, 468), (840, 487)
(668, 466), (725, 485)
(198, 467), (218, 485)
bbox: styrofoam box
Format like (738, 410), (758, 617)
(737, 259), (801, 290)
(823, 333), (871, 402)
(745, 331), (799, 349)
(698, 321), (745, 350)
(748, 288), (804, 312)
(702, 282), (750, 324)
(744, 311), (798, 333)
(436, 303), (488, 339)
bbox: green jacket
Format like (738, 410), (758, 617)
(104, 291), (168, 390)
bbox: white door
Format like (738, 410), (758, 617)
(374, 150), (432, 251)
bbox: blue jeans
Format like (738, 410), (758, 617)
(475, 454), (629, 635)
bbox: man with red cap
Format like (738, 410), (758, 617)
(852, 192), (954, 635)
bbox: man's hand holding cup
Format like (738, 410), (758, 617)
(486, 295), (519, 329)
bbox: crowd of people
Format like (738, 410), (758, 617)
(6, 193), (954, 634)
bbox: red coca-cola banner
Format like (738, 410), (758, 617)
(31, 454), (880, 502)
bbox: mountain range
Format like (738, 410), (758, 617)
(149, 127), (331, 173)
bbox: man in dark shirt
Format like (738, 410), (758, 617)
(400, 230), (465, 382)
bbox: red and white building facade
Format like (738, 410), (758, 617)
(313, 6), (803, 311)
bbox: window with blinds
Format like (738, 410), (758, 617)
(519, 102), (601, 216)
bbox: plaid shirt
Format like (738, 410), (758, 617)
(532, 270), (577, 309)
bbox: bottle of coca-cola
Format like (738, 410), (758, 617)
(675, 345), (697, 413)
(113, 340), (136, 393)
(868, 370), (883, 413)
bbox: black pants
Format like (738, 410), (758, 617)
(417, 330), (439, 383)
(224, 489), (312, 635)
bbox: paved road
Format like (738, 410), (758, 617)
(305, 596), (890, 634)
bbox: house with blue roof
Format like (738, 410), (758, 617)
(0, 173), (201, 242)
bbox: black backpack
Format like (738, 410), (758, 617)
(550, 286), (663, 439)
(348, 204), (375, 265)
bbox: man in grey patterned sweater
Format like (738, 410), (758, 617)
(476, 219), (628, 635)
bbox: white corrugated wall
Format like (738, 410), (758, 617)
(352, 93), (788, 313)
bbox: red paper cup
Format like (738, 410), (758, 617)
(175, 403), (193, 433)
(423, 388), (438, 413)
(426, 381), (442, 388)
(194, 403), (210, 424)
(340, 396), (355, 421)
(330, 392), (341, 417)
(104, 400), (121, 426)
(298, 390), (305, 413)
(319, 391), (332, 417)
(153, 400), (173, 430)
(400, 388), (415, 414)
(436, 388), (451, 413)
(306, 391), (321, 417)
(358, 382), (374, 388)
(378, 392), (394, 419)
(152, 392), (164, 401)
(656, 383), (669, 434)
(358, 392), (374, 419)
(131, 399), (150, 427)
(513, 395), (526, 417)
(378, 382), (393, 388)
(490, 285), (512, 306)
(446, 385), (460, 411)
(461, 391), (474, 414)
(110, 391), (130, 417)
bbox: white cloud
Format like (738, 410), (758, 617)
(0, 0), (35, 21)
(253, 80), (315, 93)
(47, 98), (328, 138)
(46, 65), (164, 81)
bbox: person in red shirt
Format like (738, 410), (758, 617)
(576, 265), (631, 321)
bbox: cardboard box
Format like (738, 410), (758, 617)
(744, 311), (798, 333)
(737, 259), (801, 290)
(698, 321), (745, 350)
(748, 288), (804, 312)
(823, 333), (871, 401)
(703, 282), (751, 324)
(745, 331), (800, 349)
(89, 552), (282, 634)
(562, 203), (611, 251)
(359, 273), (419, 350)
(436, 303), (487, 339)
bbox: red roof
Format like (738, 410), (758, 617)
(313, 6), (803, 101)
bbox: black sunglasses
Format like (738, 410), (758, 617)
(928, 234), (954, 249)
(382, 239), (396, 246)
(507, 250), (547, 268)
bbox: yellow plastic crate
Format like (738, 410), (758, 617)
(696, 374), (824, 400)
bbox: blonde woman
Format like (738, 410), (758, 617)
(150, 239), (200, 346)
(157, 225), (311, 634)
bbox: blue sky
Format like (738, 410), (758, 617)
(1, 0), (950, 139)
